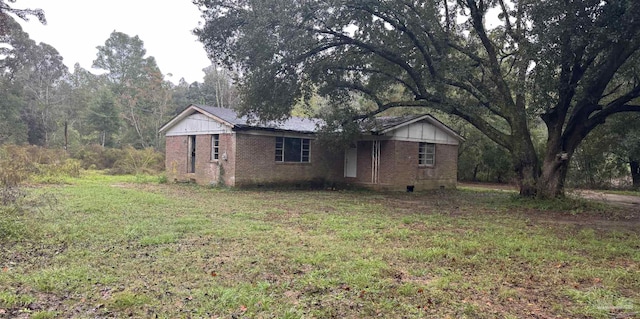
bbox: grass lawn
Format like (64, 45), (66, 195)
(1, 172), (638, 318)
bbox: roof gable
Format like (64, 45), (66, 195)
(365, 114), (464, 141)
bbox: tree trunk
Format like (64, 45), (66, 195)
(537, 154), (571, 198)
(511, 132), (539, 197)
(64, 121), (68, 151)
(631, 160), (640, 189)
(515, 161), (538, 197)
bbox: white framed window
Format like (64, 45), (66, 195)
(211, 134), (219, 160)
(419, 142), (435, 166)
(275, 137), (310, 163)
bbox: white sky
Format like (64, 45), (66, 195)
(16, 0), (212, 84)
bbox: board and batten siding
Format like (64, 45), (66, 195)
(164, 113), (232, 136)
(389, 121), (459, 145)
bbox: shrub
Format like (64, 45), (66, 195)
(0, 145), (38, 186)
(71, 144), (123, 170)
(0, 144), (78, 186)
(110, 146), (164, 175)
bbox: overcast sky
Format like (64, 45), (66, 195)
(16, 0), (212, 84)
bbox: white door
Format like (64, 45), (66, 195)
(344, 145), (357, 178)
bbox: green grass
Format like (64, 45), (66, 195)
(0, 171), (638, 318)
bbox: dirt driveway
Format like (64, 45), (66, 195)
(459, 182), (640, 208)
(573, 190), (640, 207)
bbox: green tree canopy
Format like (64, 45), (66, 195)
(93, 31), (155, 87)
(93, 31), (172, 149)
(194, 0), (640, 197)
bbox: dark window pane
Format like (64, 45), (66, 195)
(284, 138), (302, 162)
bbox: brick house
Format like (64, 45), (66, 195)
(160, 104), (464, 191)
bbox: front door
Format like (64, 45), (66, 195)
(188, 135), (196, 173)
(344, 145), (357, 178)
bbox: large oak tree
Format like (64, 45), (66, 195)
(193, 0), (640, 197)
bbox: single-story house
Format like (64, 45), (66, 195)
(159, 104), (464, 191)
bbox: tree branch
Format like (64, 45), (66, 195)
(309, 26), (429, 97)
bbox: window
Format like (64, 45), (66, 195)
(211, 134), (219, 160)
(419, 142), (435, 166)
(275, 137), (310, 163)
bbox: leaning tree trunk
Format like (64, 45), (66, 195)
(538, 153), (571, 198)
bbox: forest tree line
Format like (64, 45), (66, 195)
(0, 14), (237, 151)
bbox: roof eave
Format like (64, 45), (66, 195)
(158, 104), (236, 133)
(377, 114), (465, 141)
(234, 125), (316, 134)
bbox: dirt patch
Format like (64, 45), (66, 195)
(460, 182), (640, 207)
(573, 190), (640, 208)
(459, 181), (519, 191)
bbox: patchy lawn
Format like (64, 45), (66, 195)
(1, 173), (639, 318)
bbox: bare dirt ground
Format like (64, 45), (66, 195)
(574, 190), (640, 208)
(459, 182), (640, 208)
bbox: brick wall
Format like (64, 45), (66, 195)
(234, 133), (340, 186)
(166, 132), (458, 190)
(347, 140), (458, 191)
(165, 133), (236, 186)
(165, 135), (187, 181)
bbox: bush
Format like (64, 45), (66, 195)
(71, 144), (122, 170)
(110, 146), (164, 175)
(0, 145), (36, 187)
(70, 145), (164, 175)
(0, 145), (84, 186)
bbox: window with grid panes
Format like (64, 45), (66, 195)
(211, 134), (219, 160)
(418, 142), (435, 166)
(275, 137), (310, 162)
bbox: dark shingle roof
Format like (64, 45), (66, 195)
(194, 104), (320, 133)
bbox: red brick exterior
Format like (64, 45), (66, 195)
(166, 132), (458, 190)
(165, 134), (236, 186)
(234, 133), (343, 186)
(166, 132), (342, 187)
(345, 140), (458, 191)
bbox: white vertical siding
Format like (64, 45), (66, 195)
(165, 113), (232, 136)
(390, 121), (459, 145)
